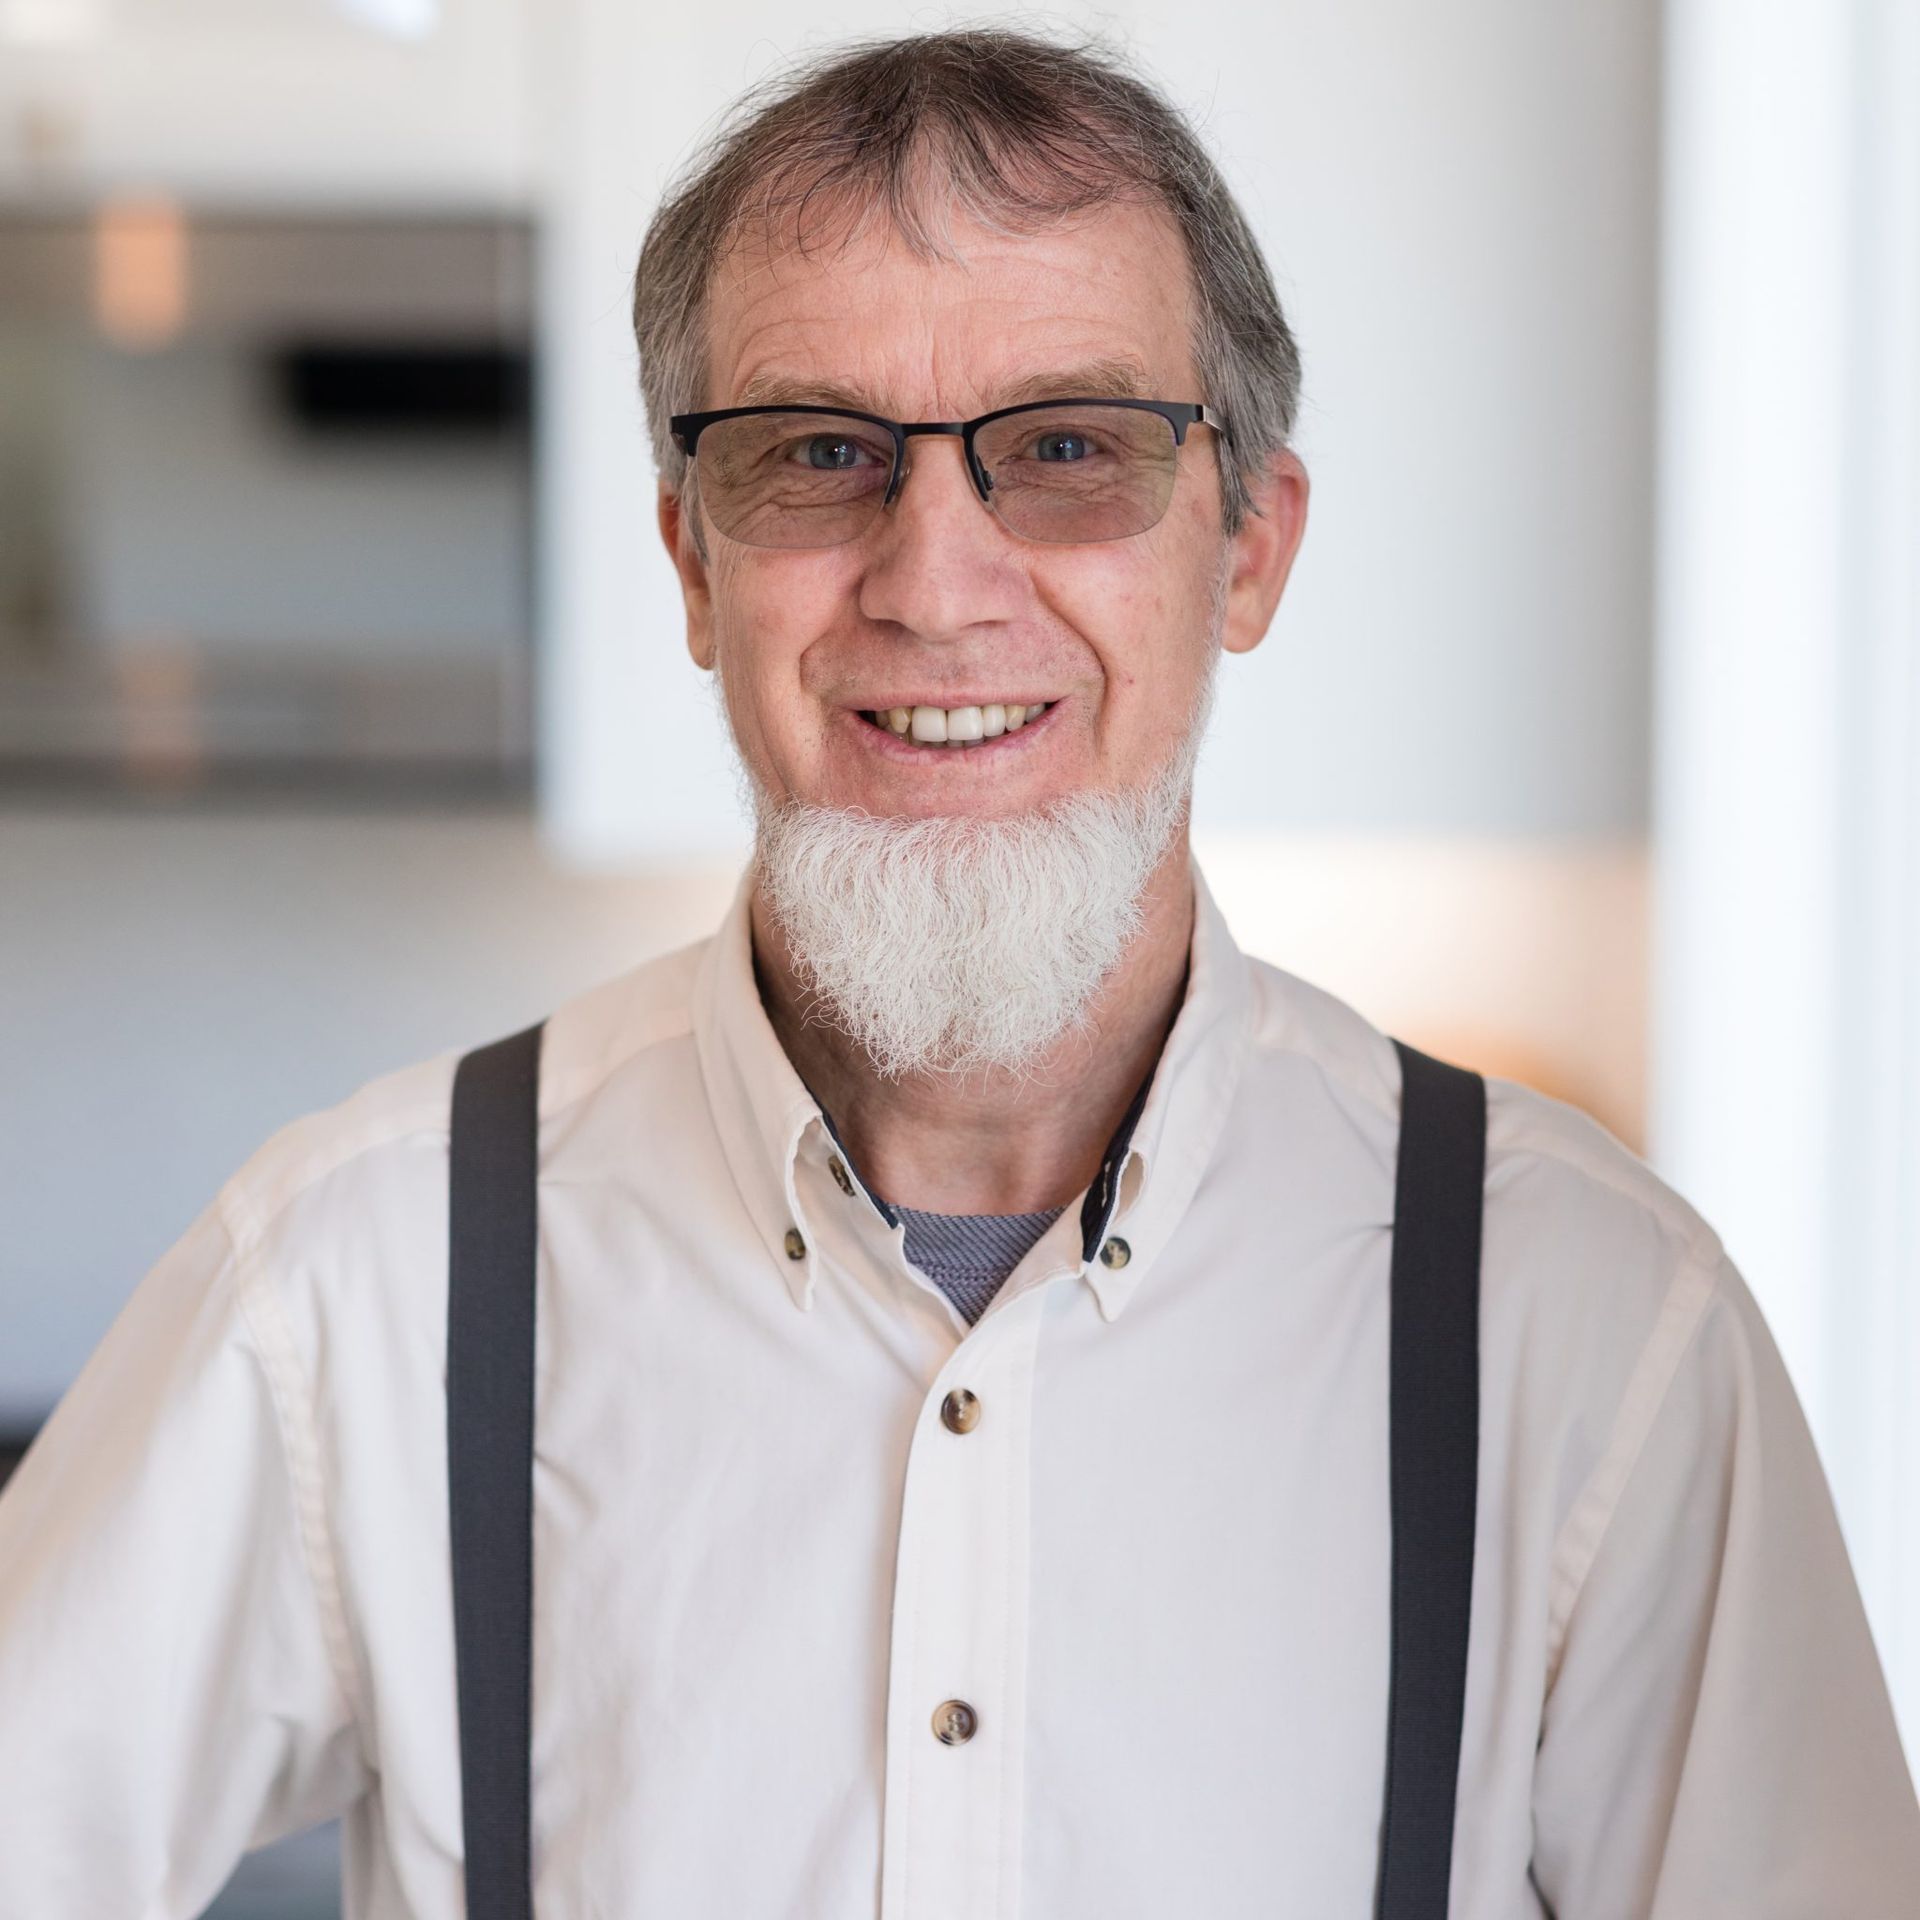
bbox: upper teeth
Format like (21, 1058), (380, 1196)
(875, 702), (1049, 745)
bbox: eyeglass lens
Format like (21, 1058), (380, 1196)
(692, 404), (1184, 549)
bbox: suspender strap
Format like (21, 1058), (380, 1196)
(1376, 1038), (1486, 1920)
(447, 1019), (545, 1920)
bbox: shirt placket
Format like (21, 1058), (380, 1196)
(878, 1276), (1051, 1920)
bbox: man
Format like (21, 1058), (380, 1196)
(1, 25), (1916, 1920)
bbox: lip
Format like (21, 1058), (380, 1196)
(839, 697), (1063, 764)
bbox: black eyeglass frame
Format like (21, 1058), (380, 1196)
(668, 397), (1223, 529)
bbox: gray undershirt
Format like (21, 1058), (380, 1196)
(876, 1199), (1067, 1325)
(807, 1084), (1067, 1323)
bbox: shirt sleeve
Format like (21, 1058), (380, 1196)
(0, 1193), (375, 1916)
(1529, 1243), (1920, 1916)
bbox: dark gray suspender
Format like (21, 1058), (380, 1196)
(445, 1025), (1483, 1919)
(1377, 1038), (1485, 1919)
(447, 1020), (544, 1920)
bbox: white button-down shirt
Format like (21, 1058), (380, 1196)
(2, 855), (1917, 1918)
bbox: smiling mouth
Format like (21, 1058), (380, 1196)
(859, 701), (1054, 747)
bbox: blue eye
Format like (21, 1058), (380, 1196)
(1034, 431), (1090, 462)
(802, 435), (865, 470)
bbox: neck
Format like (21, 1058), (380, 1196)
(748, 834), (1196, 1216)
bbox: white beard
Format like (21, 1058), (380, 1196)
(725, 645), (1219, 1086)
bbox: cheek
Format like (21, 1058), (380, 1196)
(1050, 552), (1199, 707)
(715, 561), (848, 757)
(1125, 520), (1228, 674)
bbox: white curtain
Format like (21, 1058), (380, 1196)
(1652, 0), (1920, 1759)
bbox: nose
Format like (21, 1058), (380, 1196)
(855, 434), (1026, 642)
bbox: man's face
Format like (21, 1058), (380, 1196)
(659, 195), (1307, 824)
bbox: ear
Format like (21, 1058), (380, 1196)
(657, 480), (716, 672)
(1220, 447), (1310, 657)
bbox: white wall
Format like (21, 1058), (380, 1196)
(1652, 0), (1920, 1764)
(537, 0), (1662, 861)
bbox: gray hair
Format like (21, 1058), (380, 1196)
(631, 23), (1303, 548)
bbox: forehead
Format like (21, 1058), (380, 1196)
(702, 196), (1200, 414)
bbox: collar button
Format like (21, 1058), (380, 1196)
(827, 1155), (854, 1197)
(783, 1227), (807, 1261)
(1099, 1235), (1131, 1270)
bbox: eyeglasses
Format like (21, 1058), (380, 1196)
(668, 398), (1223, 549)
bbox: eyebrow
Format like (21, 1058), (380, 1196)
(726, 355), (1157, 415)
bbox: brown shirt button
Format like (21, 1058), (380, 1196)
(1099, 1235), (1131, 1269)
(783, 1227), (806, 1261)
(827, 1155), (854, 1197)
(940, 1388), (981, 1434)
(931, 1699), (978, 1745)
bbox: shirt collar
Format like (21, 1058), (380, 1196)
(691, 861), (832, 1310)
(1077, 850), (1254, 1319)
(690, 849), (1254, 1320)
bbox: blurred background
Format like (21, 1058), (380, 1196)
(0, 0), (1914, 1911)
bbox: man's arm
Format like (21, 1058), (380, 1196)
(1530, 1243), (1920, 1915)
(0, 1195), (374, 1913)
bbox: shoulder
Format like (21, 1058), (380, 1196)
(1238, 948), (1729, 1350)
(211, 931), (709, 1275)
(1238, 950), (1762, 1582)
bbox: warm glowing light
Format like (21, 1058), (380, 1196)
(113, 638), (205, 790)
(91, 195), (188, 351)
